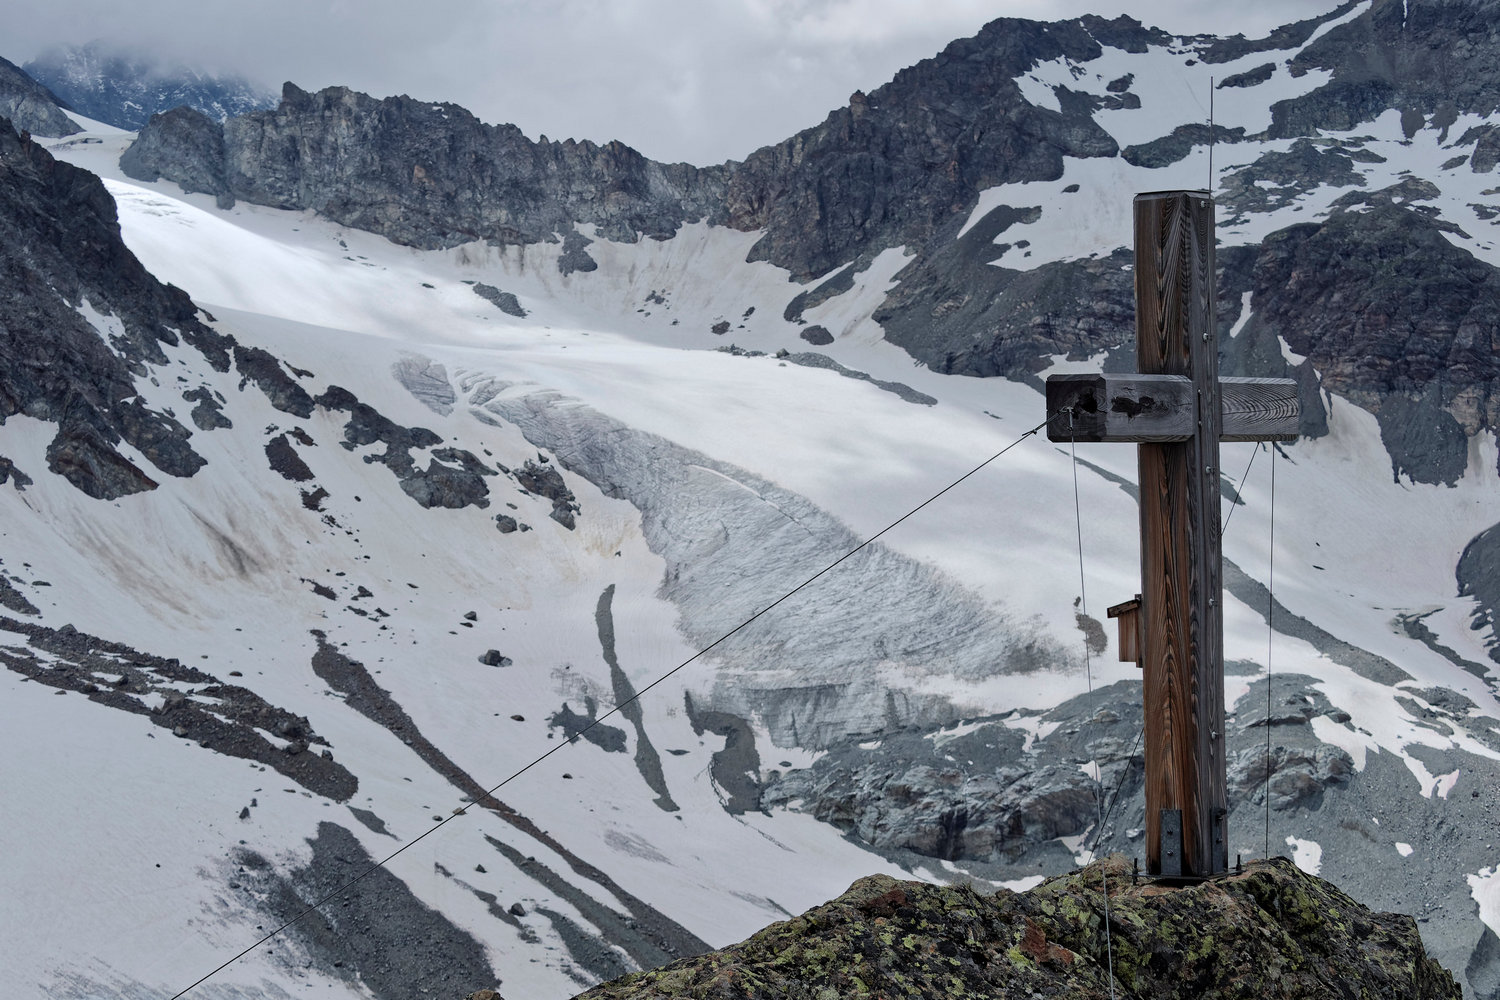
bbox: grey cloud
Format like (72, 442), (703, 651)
(0, 0), (1343, 164)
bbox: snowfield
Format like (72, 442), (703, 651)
(8, 20), (1499, 995)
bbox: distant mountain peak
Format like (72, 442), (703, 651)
(22, 41), (275, 130)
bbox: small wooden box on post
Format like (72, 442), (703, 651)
(1045, 191), (1298, 878)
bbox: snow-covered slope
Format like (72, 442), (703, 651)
(5, 4), (1500, 998)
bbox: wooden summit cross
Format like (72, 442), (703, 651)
(1045, 191), (1299, 878)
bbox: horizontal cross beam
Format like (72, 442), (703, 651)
(1044, 373), (1299, 444)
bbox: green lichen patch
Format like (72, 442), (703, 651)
(570, 858), (1459, 1000)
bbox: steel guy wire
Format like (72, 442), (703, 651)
(1065, 408), (1118, 1000)
(1264, 444), (1278, 860)
(167, 417), (1053, 1000)
(1220, 440), (1261, 538)
(1087, 724), (1147, 861)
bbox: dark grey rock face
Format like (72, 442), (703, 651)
(265, 433), (314, 482)
(557, 228), (599, 275)
(1469, 125), (1500, 173)
(236, 821), (500, 1000)
(200, 82), (727, 252)
(762, 719), (1104, 862)
(22, 43), (275, 131)
(0, 613), (357, 800)
(0, 56), (79, 138)
(0, 118), (233, 499)
(722, 17), (1121, 279)
(515, 459), (580, 528)
(1121, 123), (1246, 169)
(182, 385), (231, 429)
(119, 106), (232, 208)
(313, 385), (496, 509)
(0, 557), (40, 615)
(1244, 204), (1499, 481)
(1218, 62), (1277, 89)
(1218, 138), (1368, 218)
(1458, 523), (1500, 665)
(873, 213), (1134, 381)
(1269, 0), (1500, 138)
(236, 344), (315, 416)
(472, 282), (527, 317)
(0, 455), (31, 492)
(129, 12), (1123, 284)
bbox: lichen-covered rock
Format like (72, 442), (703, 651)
(573, 858), (1459, 1000)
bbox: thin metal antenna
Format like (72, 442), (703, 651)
(1209, 77), (1215, 193)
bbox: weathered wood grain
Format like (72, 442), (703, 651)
(1134, 190), (1228, 878)
(1219, 377), (1300, 442)
(1046, 374), (1297, 443)
(1041, 190), (1301, 877)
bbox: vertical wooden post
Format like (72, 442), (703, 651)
(1135, 191), (1228, 877)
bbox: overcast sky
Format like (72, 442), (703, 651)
(2, 0), (1340, 164)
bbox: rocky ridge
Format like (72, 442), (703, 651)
(0, 115), (227, 498)
(122, 0), (1500, 481)
(562, 857), (1459, 1000)
(124, 82), (727, 252)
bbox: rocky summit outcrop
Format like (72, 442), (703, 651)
(126, 14), (1127, 281)
(565, 858), (1458, 1000)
